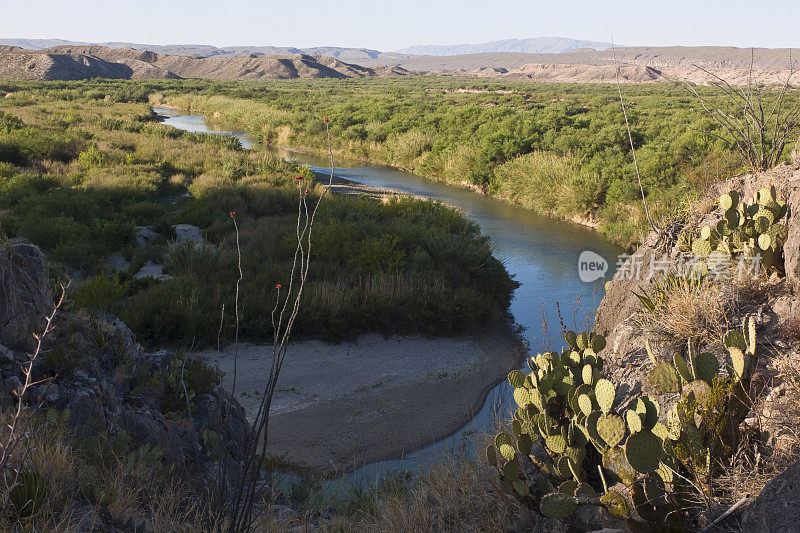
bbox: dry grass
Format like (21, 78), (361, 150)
(350, 452), (539, 532)
(778, 316), (800, 342)
(637, 278), (734, 345)
(0, 410), (227, 531)
(712, 351), (800, 516)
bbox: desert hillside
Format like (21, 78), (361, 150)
(0, 45), (407, 80)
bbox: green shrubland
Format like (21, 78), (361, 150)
(0, 90), (517, 347)
(3, 78), (797, 246)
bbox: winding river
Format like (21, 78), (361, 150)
(153, 107), (622, 484)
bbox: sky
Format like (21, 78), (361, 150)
(1, 0), (798, 51)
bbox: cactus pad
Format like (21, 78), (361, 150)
(625, 430), (661, 473)
(502, 458), (521, 480)
(564, 330), (578, 349)
(728, 346), (748, 380)
(486, 444), (498, 466)
(576, 332), (589, 351)
(682, 379), (712, 404)
(597, 414), (626, 448)
(577, 394), (593, 417)
(595, 378), (615, 414)
(563, 445), (586, 466)
(545, 435), (567, 454)
(540, 492), (577, 519)
(499, 443), (516, 461)
(558, 479), (579, 495)
(673, 353), (692, 383)
(517, 433), (533, 456)
(746, 315), (756, 354)
(600, 489), (630, 519)
(635, 397), (660, 431)
(648, 362), (680, 393)
(556, 456), (575, 479)
(724, 330), (746, 351)
(581, 364), (595, 386)
(603, 446), (637, 484)
(755, 215), (771, 234)
(692, 238), (712, 257)
(644, 476), (667, 507)
(693, 351), (720, 384)
(507, 370), (526, 388)
(513, 387), (531, 407)
(656, 461), (675, 484)
(590, 333), (607, 353)
(496, 433), (515, 450)
(626, 409), (643, 433)
(513, 479), (531, 497)
(719, 192), (736, 211)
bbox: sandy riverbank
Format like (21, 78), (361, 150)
(198, 322), (525, 475)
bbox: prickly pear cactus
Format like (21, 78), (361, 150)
(686, 187), (788, 274)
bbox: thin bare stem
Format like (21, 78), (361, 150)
(230, 212), (242, 395)
(227, 119), (335, 532)
(0, 283), (67, 514)
(611, 38), (658, 234)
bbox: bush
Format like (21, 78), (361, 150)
(77, 144), (108, 169)
(73, 274), (126, 314)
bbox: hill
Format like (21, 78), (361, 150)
(0, 45), (407, 80)
(0, 37), (384, 60)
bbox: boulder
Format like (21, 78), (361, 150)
(134, 225), (160, 247)
(741, 458), (800, 532)
(174, 224), (203, 246)
(135, 261), (169, 280)
(0, 243), (52, 349)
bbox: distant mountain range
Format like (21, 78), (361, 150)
(0, 45), (407, 81)
(0, 38), (384, 61)
(394, 37), (613, 56)
(0, 37), (612, 59)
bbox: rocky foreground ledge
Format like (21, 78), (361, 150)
(593, 162), (800, 529)
(0, 242), (250, 529)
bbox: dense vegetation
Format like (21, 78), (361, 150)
(142, 77), (797, 245)
(3, 78), (797, 246)
(0, 90), (517, 346)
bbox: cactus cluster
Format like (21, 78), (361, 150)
(487, 331), (680, 524)
(490, 322), (758, 526)
(690, 187), (788, 271)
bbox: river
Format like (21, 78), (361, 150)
(153, 106), (622, 484)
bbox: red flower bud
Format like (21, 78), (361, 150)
(275, 283), (282, 289)
(295, 175), (302, 180)
(229, 211), (236, 218)
(323, 116), (329, 124)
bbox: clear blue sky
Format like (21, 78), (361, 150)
(1, 0), (797, 51)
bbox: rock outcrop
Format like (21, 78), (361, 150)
(741, 458), (800, 532)
(592, 161), (800, 528)
(594, 162), (800, 409)
(0, 243), (52, 350)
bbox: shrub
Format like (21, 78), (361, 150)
(73, 274), (126, 314)
(77, 144), (108, 169)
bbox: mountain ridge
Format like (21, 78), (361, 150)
(0, 45), (408, 80)
(394, 37), (613, 56)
